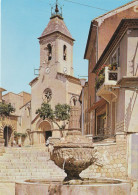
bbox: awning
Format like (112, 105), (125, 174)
(88, 98), (106, 112)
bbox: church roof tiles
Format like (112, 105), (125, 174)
(39, 16), (74, 40)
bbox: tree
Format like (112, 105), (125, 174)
(36, 103), (70, 129)
(0, 102), (15, 118)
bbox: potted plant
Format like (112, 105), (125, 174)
(95, 74), (105, 90)
(108, 62), (118, 71)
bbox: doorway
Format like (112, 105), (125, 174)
(97, 113), (106, 135)
(45, 131), (52, 141)
(3, 126), (12, 147)
(38, 121), (52, 144)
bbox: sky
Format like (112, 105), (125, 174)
(1, 0), (132, 94)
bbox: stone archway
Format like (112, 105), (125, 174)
(37, 120), (52, 144)
(0, 119), (16, 147)
(3, 126), (13, 147)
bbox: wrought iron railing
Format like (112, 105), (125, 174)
(93, 127), (115, 142)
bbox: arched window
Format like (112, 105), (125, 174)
(70, 96), (78, 106)
(63, 45), (67, 61)
(47, 44), (52, 61)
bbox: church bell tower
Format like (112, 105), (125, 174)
(38, 1), (74, 76)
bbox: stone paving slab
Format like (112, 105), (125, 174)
(0, 182), (15, 195)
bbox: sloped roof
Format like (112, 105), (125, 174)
(84, 0), (138, 59)
(0, 87), (6, 92)
(94, 0), (138, 22)
(92, 19), (138, 73)
(57, 72), (81, 85)
(39, 16), (74, 40)
(29, 77), (38, 86)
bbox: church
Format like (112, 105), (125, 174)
(0, 3), (82, 147)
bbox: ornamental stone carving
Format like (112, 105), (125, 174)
(50, 130), (97, 181)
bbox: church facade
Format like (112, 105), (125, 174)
(0, 4), (82, 147)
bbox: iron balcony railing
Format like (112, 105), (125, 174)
(93, 127), (115, 142)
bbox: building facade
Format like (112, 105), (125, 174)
(0, 3), (82, 147)
(84, 0), (138, 136)
(82, 1), (138, 184)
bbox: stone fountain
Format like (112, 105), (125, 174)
(50, 130), (97, 181)
(15, 130), (131, 195)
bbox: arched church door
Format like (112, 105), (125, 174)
(38, 121), (52, 144)
(3, 126), (12, 147)
(45, 131), (52, 141)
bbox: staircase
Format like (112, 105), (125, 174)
(0, 146), (66, 182)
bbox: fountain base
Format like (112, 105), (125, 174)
(15, 178), (131, 195)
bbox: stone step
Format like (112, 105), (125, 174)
(0, 166), (60, 170)
(0, 158), (50, 163)
(0, 157), (50, 163)
(0, 175), (65, 182)
(0, 168), (64, 173)
(3, 152), (49, 155)
(0, 172), (65, 177)
(4, 151), (48, 155)
(0, 147), (65, 182)
(0, 172), (53, 177)
(0, 164), (62, 171)
(0, 171), (63, 175)
(4, 149), (48, 154)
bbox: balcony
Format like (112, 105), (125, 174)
(96, 66), (120, 103)
(93, 127), (115, 143)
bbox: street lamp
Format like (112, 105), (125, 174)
(80, 79), (86, 136)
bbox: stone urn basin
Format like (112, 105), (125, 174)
(50, 130), (97, 181)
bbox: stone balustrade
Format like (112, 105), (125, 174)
(104, 67), (121, 86)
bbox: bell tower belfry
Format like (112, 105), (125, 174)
(30, 1), (82, 144)
(38, 1), (74, 76)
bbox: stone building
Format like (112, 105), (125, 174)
(81, 1), (138, 187)
(0, 3), (82, 147)
(0, 90), (31, 147)
(84, 0), (138, 136)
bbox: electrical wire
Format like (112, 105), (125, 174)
(62, 0), (109, 11)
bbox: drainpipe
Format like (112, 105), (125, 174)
(80, 79), (86, 136)
(93, 24), (99, 117)
(93, 24), (99, 103)
(92, 24), (99, 63)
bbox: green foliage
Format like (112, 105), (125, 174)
(108, 62), (118, 70)
(36, 103), (54, 120)
(14, 131), (27, 138)
(0, 102), (15, 118)
(95, 74), (105, 90)
(55, 104), (70, 121)
(36, 103), (71, 129)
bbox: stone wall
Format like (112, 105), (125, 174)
(69, 106), (81, 129)
(81, 133), (128, 179)
(116, 120), (125, 133)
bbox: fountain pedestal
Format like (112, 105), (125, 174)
(15, 130), (131, 195)
(50, 130), (96, 181)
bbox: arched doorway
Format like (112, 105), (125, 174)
(38, 121), (52, 144)
(3, 126), (12, 147)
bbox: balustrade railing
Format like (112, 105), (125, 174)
(104, 67), (120, 85)
(93, 127), (115, 142)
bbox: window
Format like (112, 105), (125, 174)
(63, 45), (67, 60)
(117, 47), (120, 67)
(110, 47), (120, 67)
(70, 96), (79, 106)
(43, 88), (52, 103)
(47, 44), (52, 61)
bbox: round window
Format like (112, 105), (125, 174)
(43, 88), (52, 103)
